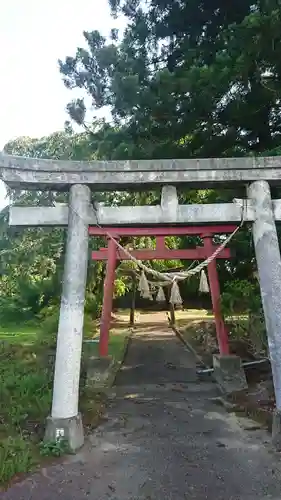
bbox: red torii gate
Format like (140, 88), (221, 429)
(89, 225), (236, 358)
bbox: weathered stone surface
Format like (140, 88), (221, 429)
(160, 185), (179, 222)
(248, 181), (281, 411)
(272, 409), (281, 450)
(10, 198), (281, 227)
(213, 354), (248, 394)
(44, 413), (84, 452)
(51, 185), (90, 420)
(2, 153), (281, 189)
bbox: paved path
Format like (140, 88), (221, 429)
(3, 323), (281, 499)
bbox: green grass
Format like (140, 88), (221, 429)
(107, 330), (128, 359)
(83, 329), (128, 361)
(0, 323), (38, 344)
(0, 334), (52, 485)
(0, 323), (128, 486)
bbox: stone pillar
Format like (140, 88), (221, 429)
(45, 184), (91, 451)
(248, 181), (281, 449)
(213, 354), (247, 394)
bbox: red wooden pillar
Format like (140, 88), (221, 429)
(202, 235), (230, 355)
(99, 237), (118, 357)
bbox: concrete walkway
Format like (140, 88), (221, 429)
(3, 322), (281, 499)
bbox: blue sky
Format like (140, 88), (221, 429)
(0, 0), (125, 209)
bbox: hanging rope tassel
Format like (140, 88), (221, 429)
(138, 270), (152, 299)
(199, 269), (209, 293)
(170, 281), (183, 305)
(156, 286), (166, 303)
(138, 270), (149, 295)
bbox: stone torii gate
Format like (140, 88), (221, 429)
(2, 154), (281, 450)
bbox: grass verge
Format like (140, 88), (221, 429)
(0, 324), (128, 487)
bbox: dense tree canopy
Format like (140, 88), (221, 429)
(59, 0), (281, 159)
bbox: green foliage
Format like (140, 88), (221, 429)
(0, 341), (52, 429)
(114, 277), (129, 297)
(35, 307), (60, 347)
(221, 280), (261, 316)
(221, 280), (267, 354)
(84, 291), (102, 319)
(4, 131), (95, 162)
(59, 0), (281, 158)
(39, 439), (70, 457)
(0, 436), (34, 484)
(0, 338), (56, 483)
(0, 324), (128, 484)
(0, 132), (108, 329)
(36, 306), (97, 347)
(0, 337), (52, 483)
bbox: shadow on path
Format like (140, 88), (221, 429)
(2, 324), (281, 499)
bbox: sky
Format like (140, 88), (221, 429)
(0, 0), (125, 209)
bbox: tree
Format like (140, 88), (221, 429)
(59, 1), (281, 158)
(0, 132), (104, 323)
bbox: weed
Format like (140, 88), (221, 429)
(39, 439), (70, 457)
(0, 323), (128, 485)
(0, 337), (52, 484)
(0, 436), (34, 484)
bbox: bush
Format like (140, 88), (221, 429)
(221, 279), (261, 315)
(35, 305), (59, 347)
(221, 280), (267, 355)
(36, 305), (96, 347)
(0, 296), (33, 324)
(0, 340), (52, 484)
(84, 291), (102, 319)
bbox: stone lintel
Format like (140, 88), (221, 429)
(1, 154), (281, 190)
(8, 199), (281, 227)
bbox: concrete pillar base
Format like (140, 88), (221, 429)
(213, 354), (248, 394)
(86, 355), (114, 389)
(45, 413), (84, 452)
(272, 410), (281, 450)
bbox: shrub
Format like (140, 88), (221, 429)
(0, 296), (33, 324)
(36, 305), (96, 347)
(221, 280), (267, 355)
(84, 291), (102, 319)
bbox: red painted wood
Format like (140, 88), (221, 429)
(92, 246), (231, 261)
(203, 236), (230, 355)
(89, 225), (237, 237)
(93, 224), (234, 357)
(156, 236), (166, 250)
(99, 238), (118, 357)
